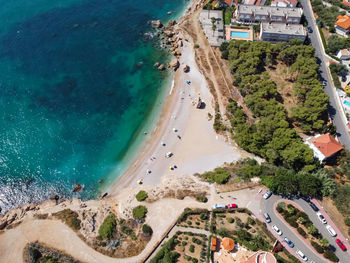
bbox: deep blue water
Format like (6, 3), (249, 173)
(0, 0), (188, 212)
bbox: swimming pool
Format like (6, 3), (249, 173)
(230, 30), (250, 39)
(344, 100), (350, 107)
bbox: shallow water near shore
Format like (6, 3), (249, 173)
(0, 0), (189, 212)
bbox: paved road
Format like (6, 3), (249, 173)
(301, 0), (350, 149)
(262, 194), (350, 263)
(262, 195), (328, 263)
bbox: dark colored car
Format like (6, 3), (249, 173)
(308, 26), (313, 33)
(336, 239), (347, 251)
(284, 237), (295, 248)
(309, 201), (319, 212)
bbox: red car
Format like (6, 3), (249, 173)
(227, 203), (237, 208)
(336, 239), (347, 251)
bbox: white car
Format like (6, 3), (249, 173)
(322, 80), (327, 86)
(272, 225), (282, 236)
(296, 250), (308, 261)
(326, 225), (337, 237)
(316, 212), (327, 224)
(263, 190), (272, 199)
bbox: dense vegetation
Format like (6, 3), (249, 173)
(98, 214), (117, 239)
(311, 0), (344, 29)
(220, 40), (329, 171)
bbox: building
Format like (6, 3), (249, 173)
(245, 251), (277, 263)
(199, 10), (224, 46)
(271, 0), (298, 8)
(222, 237), (236, 251)
(244, 0), (265, 5)
(337, 49), (350, 60)
(235, 5), (303, 24)
(335, 15), (350, 37)
(306, 133), (344, 162)
(260, 22), (307, 42)
(222, 0), (234, 6)
(343, 0), (350, 7)
(211, 237), (217, 251)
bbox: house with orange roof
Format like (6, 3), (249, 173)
(343, 0), (350, 7)
(335, 15), (350, 37)
(306, 133), (344, 162)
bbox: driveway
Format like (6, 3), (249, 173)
(260, 193), (350, 263)
(300, 0), (350, 149)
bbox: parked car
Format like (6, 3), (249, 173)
(300, 196), (310, 202)
(308, 26), (313, 33)
(284, 237), (295, 248)
(316, 212), (327, 224)
(213, 204), (226, 209)
(263, 212), (271, 223)
(296, 250), (308, 261)
(322, 80), (327, 86)
(227, 203), (237, 208)
(263, 190), (272, 200)
(326, 225), (337, 237)
(272, 225), (282, 236)
(309, 201), (319, 212)
(336, 239), (347, 251)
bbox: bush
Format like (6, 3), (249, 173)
(98, 214), (116, 239)
(200, 168), (231, 184)
(324, 249), (339, 262)
(189, 244), (195, 253)
(276, 206), (284, 214)
(311, 241), (323, 253)
(136, 190), (148, 202)
(297, 227), (307, 238)
(200, 212), (208, 220)
(182, 241), (187, 246)
(53, 209), (81, 231)
(132, 205), (148, 220)
(227, 217), (234, 223)
(194, 44), (199, 48)
(286, 217), (299, 228)
(196, 194), (208, 203)
(142, 224), (153, 235)
(345, 218), (350, 226)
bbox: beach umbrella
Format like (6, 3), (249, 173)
(137, 179), (142, 184)
(161, 141), (166, 146)
(169, 166), (173, 170)
(147, 169), (151, 174)
(174, 165), (177, 169)
(173, 128), (177, 132)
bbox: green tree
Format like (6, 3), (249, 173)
(307, 225), (317, 235)
(320, 238), (329, 247)
(98, 214), (116, 239)
(136, 190), (148, 202)
(132, 205), (148, 220)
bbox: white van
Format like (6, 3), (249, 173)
(296, 250), (308, 261)
(326, 225), (337, 237)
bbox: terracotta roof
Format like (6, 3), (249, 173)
(343, 0), (350, 7)
(224, 0), (234, 5)
(335, 15), (350, 29)
(312, 133), (344, 158)
(211, 237), (217, 251)
(222, 237), (235, 251)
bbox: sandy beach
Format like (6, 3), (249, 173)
(109, 13), (246, 196)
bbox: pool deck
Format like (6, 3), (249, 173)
(225, 28), (253, 41)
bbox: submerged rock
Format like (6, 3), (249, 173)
(168, 20), (176, 27)
(154, 62), (160, 67)
(158, 64), (165, 71)
(151, 20), (163, 29)
(73, 184), (83, 192)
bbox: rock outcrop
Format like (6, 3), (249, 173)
(158, 64), (165, 71)
(169, 59), (179, 71)
(73, 184), (83, 192)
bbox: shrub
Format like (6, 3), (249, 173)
(191, 258), (198, 263)
(53, 209), (81, 231)
(286, 217), (298, 228)
(142, 224), (153, 235)
(278, 202), (286, 209)
(200, 212), (208, 220)
(132, 205), (148, 220)
(194, 44), (199, 48)
(297, 227), (307, 238)
(182, 241), (187, 246)
(98, 214), (116, 239)
(192, 237), (202, 245)
(324, 249), (339, 262)
(196, 194), (208, 203)
(189, 244), (195, 253)
(136, 190), (148, 201)
(200, 168), (231, 184)
(345, 218), (350, 226)
(227, 217), (234, 223)
(311, 241), (324, 253)
(276, 206), (284, 214)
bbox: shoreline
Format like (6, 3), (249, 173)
(109, 0), (244, 196)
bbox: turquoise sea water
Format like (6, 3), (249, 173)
(0, 0), (189, 212)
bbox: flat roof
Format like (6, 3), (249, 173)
(261, 22), (306, 35)
(238, 4), (302, 17)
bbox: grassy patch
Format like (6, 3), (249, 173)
(52, 209), (81, 231)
